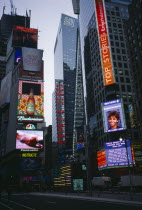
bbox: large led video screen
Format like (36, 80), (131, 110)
(17, 80), (44, 123)
(22, 47), (43, 72)
(16, 130), (43, 150)
(12, 26), (38, 48)
(104, 140), (135, 167)
(102, 99), (126, 132)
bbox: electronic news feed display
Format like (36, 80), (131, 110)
(12, 26), (38, 48)
(94, 0), (115, 86)
(17, 80), (44, 123)
(102, 99), (126, 133)
(16, 130), (43, 150)
(97, 140), (135, 169)
(104, 140), (135, 167)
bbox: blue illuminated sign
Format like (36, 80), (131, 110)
(104, 140), (135, 167)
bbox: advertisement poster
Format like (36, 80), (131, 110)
(73, 179), (83, 191)
(102, 99), (126, 132)
(16, 130), (43, 150)
(17, 80), (44, 123)
(22, 47), (43, 72)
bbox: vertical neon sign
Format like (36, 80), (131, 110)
(94, 0), (115, 86)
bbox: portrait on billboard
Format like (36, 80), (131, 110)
(107, 110), (122, 130)
(102, 99), (126, 133)
(16, 130), (43, 150)
(17, 80), (44, 122)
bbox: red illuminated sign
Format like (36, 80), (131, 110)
(97, 150), (107, 168)
(94, 0), (115, 86)
(55, 81), (66, 144)
(13, 26), (38, 33)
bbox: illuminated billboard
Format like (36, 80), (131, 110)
(14, 48), (22, 63)
(102, 99), (126, 132)
(73, 179), (83, 191)
(17, 80), (44, 123)
(97, 150), (107, 168)
(20, 157), (41, 171)
(104, 140), (135, 167)
(19, 60), (44, 80)
(16, 130), (43, 150)
(0, 71), (12, 107)
(12, 26), (38, 48)
(75, 142), (85, 150)
(22, 47), (43, 72)
(97, 140), (135, 169)
(94, 0), (115, 86)
(55, 80), (66, 144)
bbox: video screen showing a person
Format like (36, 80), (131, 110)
(107, 110), (122, 130)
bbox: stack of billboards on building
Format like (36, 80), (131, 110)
(13, 26), (44, 172)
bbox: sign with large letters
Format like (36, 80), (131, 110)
(94, 0), (115, 86)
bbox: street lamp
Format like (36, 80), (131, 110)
(119, 136), (133, 200)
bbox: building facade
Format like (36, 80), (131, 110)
(0, 10), (45, 189)
(72, 0), (142, 181)
(52, 14), (84, 160)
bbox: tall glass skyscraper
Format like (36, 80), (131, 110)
(52, 14), (84, 162)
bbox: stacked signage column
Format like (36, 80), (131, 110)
(13, 26), (44, 183)
(94, 0), (135, 172)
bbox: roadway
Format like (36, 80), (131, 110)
(0, 191), (142, 210)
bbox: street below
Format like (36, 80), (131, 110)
(0, 192), (142, 210)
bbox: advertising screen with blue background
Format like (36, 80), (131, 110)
(104, 140), (135, 167)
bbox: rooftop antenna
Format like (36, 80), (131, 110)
(10, 0), (15, 15)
